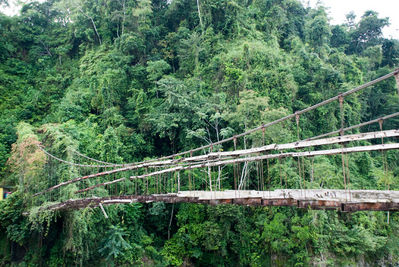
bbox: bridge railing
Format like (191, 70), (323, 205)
(30, 68), (399, 207)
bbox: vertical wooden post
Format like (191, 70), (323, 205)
(295, 113), (300, 140)
(339, 94), (348, 200)
(339, 95), (345, 135)
(146, 167), (149, 195)
(233, 137), (237, 191)
(256, 161), (260, 191)
(279, 157), (282, 187)
(177, 171), (180, 192)
(189, 151), (193, 190)
(208, 165), (212, 191)
(295, 113), (303, 195)
(261, 128), (265, 191)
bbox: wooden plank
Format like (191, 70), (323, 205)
(128, 143), (399, 181)
(75, 142), (399, 195)
(202, 130), (399, 159)
(233, 198), (262, 206)
(183, 129), (399, 161)
(297, 200), (341, 210)
(35, 189), (399, 213)
(342, 202), (399, 212)
(262, 198), (297, 206)
(307, 113), (399, 141)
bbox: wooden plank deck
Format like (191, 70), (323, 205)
(41, 190), (399, 212)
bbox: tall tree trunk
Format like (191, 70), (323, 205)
(121, 0), (125, 35)
(196, 0), (204, 31)
(79, 7), (102, 45)
(168, 203), (174, 240)
(208, 165), (212, 191)
(89, 16), (102, 45)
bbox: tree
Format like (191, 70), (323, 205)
(382, 39), (399, 67)
(99, 225), (132, 262)
(330, 25), (350, 49)
(305, 9), (331, 50)
(54, 0), (104, 45)
(149, 76), (200, 153)
(7, 122), (46, 193)
(1, 0), (399, 265)
(348, 11), (389, 54)
(178, 32), (204, 74)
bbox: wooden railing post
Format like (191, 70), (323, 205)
(395, 72), (399, 97)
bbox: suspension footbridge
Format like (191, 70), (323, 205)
(30, 68), (399, 212)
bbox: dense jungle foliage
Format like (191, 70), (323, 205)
(1, 0), (399, 265)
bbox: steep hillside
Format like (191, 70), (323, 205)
(0, 0), (399, 265)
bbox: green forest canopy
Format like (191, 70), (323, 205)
(0, 0), (399, 265)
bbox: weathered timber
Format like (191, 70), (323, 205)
(75, 136), (399, 194)
(41, 131), (399, 196)
(127, 143), (399, 181)
(36, 189), (399, 213)
(342, 202), (399, 212)
(262, 198), (297, 206)
(308, 112), (399, 141)
(297, 200), (342, 210)
(233, 198), (262, 206)
(198, 130), (399, 160)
